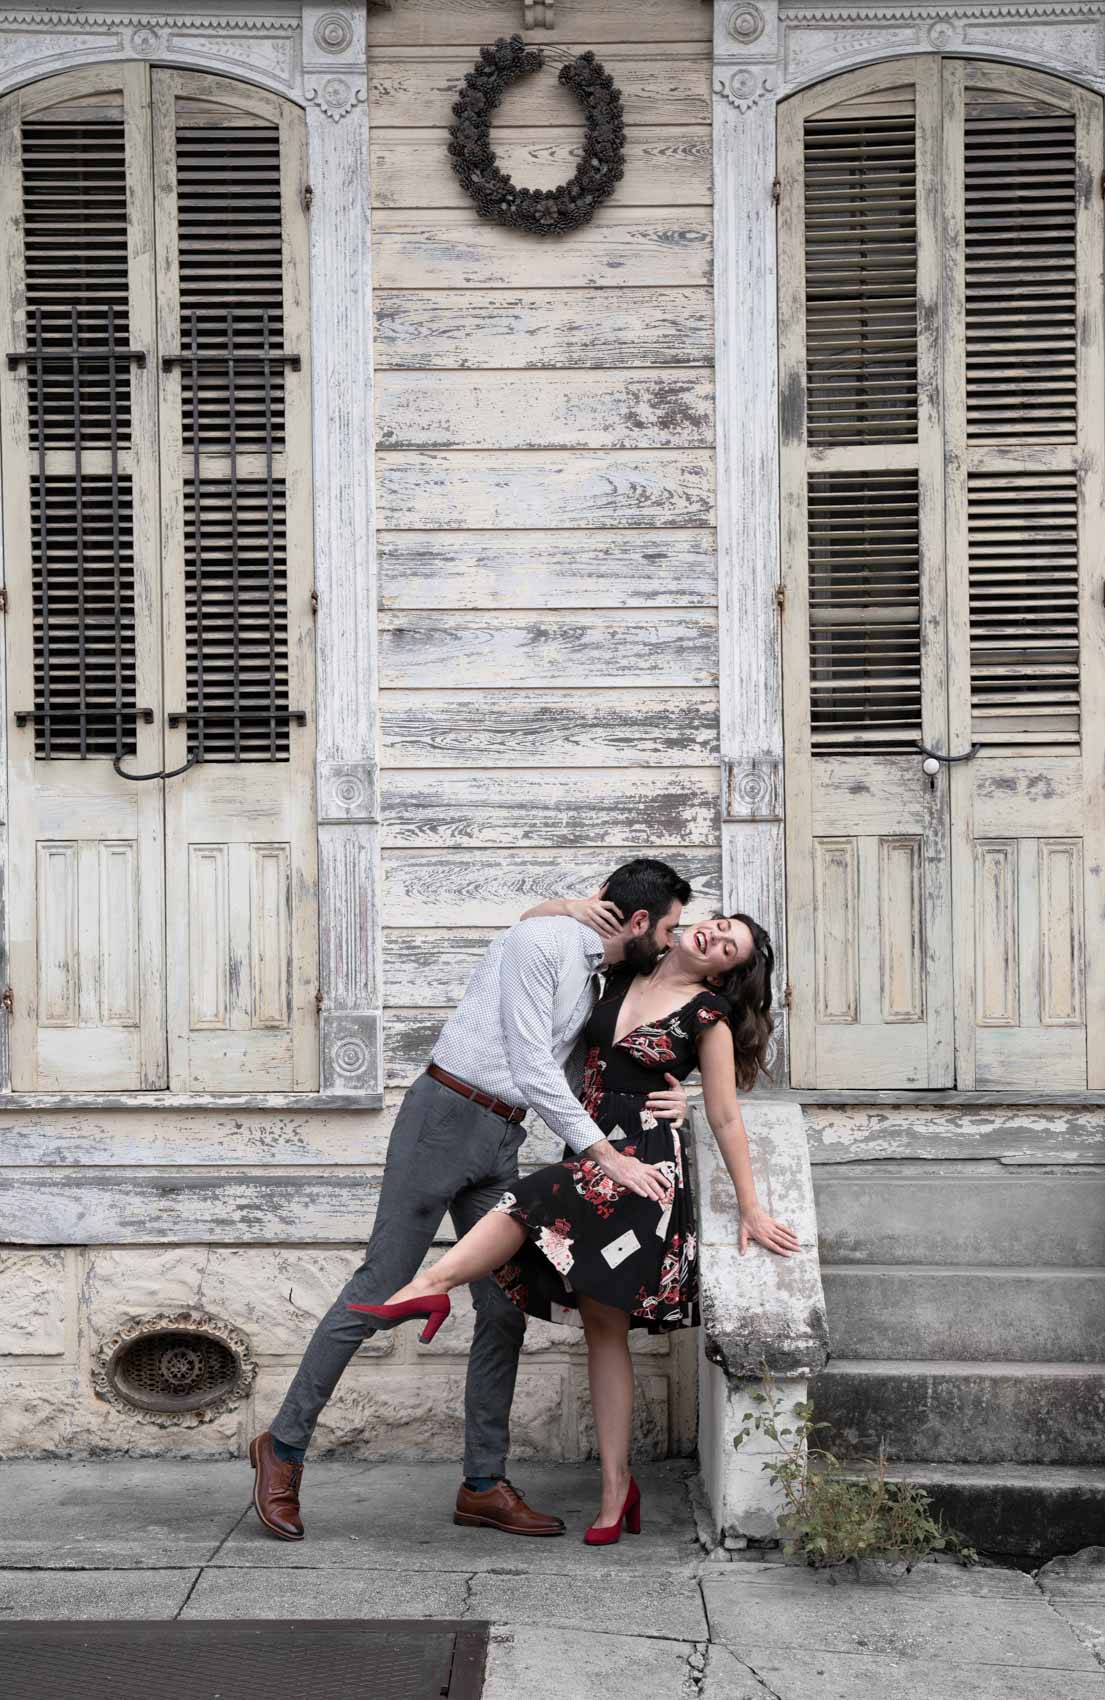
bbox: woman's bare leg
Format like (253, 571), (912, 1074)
(579, 1295), (635, 1527)
(384, 1211), (526, 1303)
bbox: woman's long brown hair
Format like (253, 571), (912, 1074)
(709, 913), (775, 1091)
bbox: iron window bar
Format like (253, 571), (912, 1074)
(11, 304), (144, 761)
(164, 310), (299, 764)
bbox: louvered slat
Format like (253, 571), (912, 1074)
(808, 469), (922, 751)
(176, 126), (285, 453)
(176, 118), (290, 762)
(967, 469), (1080, 744)
(184, 480), (289, 760)
(21, 115), (132, 447)
(803, 111), (918, 444)
(964, 101), (1077, 441)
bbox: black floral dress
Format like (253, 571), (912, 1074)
(491, 970), (731, 1334)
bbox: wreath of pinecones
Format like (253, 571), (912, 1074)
(448, 35), (626, 236)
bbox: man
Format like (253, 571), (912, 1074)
(250, 857), (692, 1541)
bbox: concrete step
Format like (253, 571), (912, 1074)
(813, 1172), (1105, 1266)
(823, 1460), (1105, 1559)
(811, 1359), (1105, 1465)
(822, 1266), (1105, 1361)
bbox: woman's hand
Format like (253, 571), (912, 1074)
(646, 1072), (687, 1129)
(565, 890), (624, 939)
(739, 1202), (802, 1258)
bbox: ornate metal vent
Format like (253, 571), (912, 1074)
(94, 1311), (255, 1425)
(803, 110), (919, 446)
(807, 468), (922, 752)
(964, 98), (1077, 442)
(968, 469), (1080, 745)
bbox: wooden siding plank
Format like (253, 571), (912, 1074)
(381, 767), (720, 849)
(386, 1010), (447, 1086)
(383, 848), (722, 927)
(376, 450), (715, 529)
(373, 210), (712, 289)
(374, 288), (713, 370)
(368, 56), (711, 128)
(376, 369), (714, 451)
(378, 528), (716, 609)
(0, 1169), (384, 1245)
(371, 128), (710, 210)
(379, 610), (718, 689)
(384, 930), (500, 1007)
(380, 687), (719, 767)
(0, 1110), (395, 1168)
(363, 2), (712, 47)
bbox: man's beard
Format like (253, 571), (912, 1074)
(623, 928), (664, 975)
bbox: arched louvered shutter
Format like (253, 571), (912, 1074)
(0, 65), (167, 1088)
(779, 60), (954, 1088)
(0, 65), (318, 1093)
(942, 62), (1105, 1089)
(780, 58), (1105, 1090)
(154, 72), (317, 1092)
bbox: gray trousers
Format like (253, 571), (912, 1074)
(271, 1070), (527, 1478)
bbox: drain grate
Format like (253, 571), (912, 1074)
(108, 1328), (239, 1414)
(0, 1619), (488, 1700)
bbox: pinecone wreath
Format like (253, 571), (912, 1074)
(448, 35), (626, 236)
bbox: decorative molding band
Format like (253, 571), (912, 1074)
(321, 1010), (383, 1095)
(0, 7), (301, 97)
(318, 760), (379, 825)
(0, 8), (291, 26)
(778, 2), (1105, 89)
(723, 760), (784, 822)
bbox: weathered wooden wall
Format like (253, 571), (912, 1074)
(369, 1), (720, 1104)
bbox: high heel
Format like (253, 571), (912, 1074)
(584, 1476), (641, 1546)
(347, 1293), (451, 1344)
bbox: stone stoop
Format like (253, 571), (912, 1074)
(807, 1158), (1105, 1558)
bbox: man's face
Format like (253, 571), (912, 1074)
(623, 898), (683, 973)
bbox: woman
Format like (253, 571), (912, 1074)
(351, 909), (800, 1543)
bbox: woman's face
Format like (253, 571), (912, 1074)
(675, 915), (755, 980)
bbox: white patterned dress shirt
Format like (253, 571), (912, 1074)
(431, 916), (606, 1155)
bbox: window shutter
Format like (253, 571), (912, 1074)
(0, 67), (166, 1089)
(942, 62), (1105, 1088)
(779, 61), (955, 1088)
(153, 73), (318, 1092)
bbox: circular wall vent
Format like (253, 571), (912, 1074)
(93, 1311), (256, 1427)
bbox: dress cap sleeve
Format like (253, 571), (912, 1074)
(691, 988), (732, 1033)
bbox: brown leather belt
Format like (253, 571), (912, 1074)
(428, 1062), (526, 1124)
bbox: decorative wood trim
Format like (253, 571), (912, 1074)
(0, 4), (383, 1104)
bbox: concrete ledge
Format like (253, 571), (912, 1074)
(693, 1101), (828, 1380)
(692, 1100), (828, 1543)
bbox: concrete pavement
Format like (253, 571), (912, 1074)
(1, 1458), (1103, 1698)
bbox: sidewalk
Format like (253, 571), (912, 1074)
(1, 1458), (1103, 1699)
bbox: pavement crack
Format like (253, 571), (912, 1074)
(1034, 1578), (1105, 1672)
(173, 1567), (205, 1621)
(682, 1639), (708, 1698)
(719, 1647), (787, 1700)
(460, 1572), (476, 1617)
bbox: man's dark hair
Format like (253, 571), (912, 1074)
(602, 858), (691, 927)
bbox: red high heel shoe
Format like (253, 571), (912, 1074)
(347, 1294), (451, 1344)
(584, 1476), (641, 1546)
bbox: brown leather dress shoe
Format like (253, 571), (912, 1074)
(249, 1432), (304, 1541)
(454, 1478), (565, 1537)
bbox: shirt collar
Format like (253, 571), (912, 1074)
(578, 924), (607, 969)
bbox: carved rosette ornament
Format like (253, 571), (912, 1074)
(449, 35), (625, 235)
(314, 12), (354, 53)
(306, 75), (367, 122)
(727, 3), (766, 44)
(714, 66), (777, 112)
(93, 1311), (256, 1428)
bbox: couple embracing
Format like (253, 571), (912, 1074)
(250, 859), (799, 1546)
